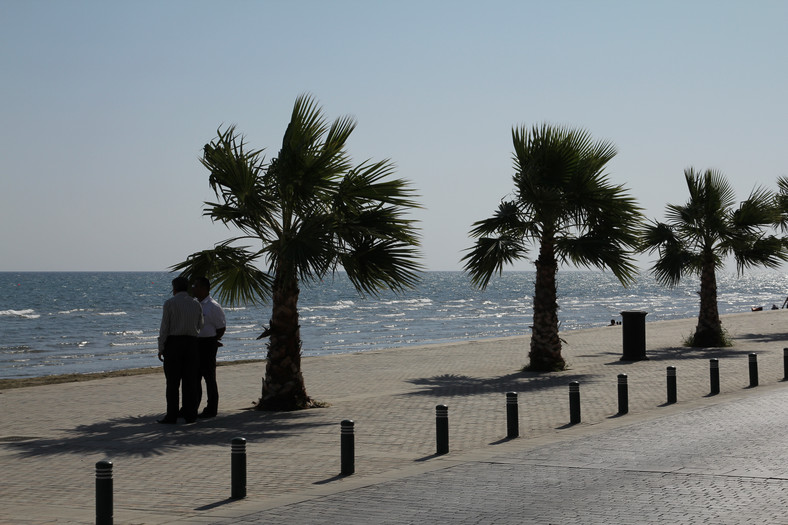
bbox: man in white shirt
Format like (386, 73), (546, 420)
(192, 277), (226, 418)
(157, 276), (203, 424)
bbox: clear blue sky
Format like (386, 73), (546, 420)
(2, 0), (786, 272)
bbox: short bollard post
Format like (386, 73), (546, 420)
(709, 359), (720, 395)
(231, 437), (247, 499)
(95, 460), (113, 525)
(617, 374), (628, 415)
(783, 348), (788, 381)
(749, 353), (759, 387)
(340, 419), (355, 476)
(569, 381), (581, 424)
(435, 404), (449, 455)
(666, 366), (677, 404)
(505, 392), (519, 439)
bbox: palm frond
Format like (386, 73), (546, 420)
(639, 221), (678, 253)
(775, 176), (788, 232)
(461, 235), (528, 289)
(266, 215), (335, 284)
(337, 159), (421, 209)
(731, 235), (788, 274)
(558, 231), (639, 286)
(341, 239), (423, 296)
(649, 243), (696, 287)
(201, 126), (278, 235)
(733, 186), (781, 230)
(170, 245), (273, 306)
(468, 201), (528, 238)
(337, 205), (420, 246)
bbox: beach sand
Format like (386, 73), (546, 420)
(1, 310), (786, 523)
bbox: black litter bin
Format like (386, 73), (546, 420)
(620, 311), (648, 361)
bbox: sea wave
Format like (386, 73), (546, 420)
(0, 309), (40, 319)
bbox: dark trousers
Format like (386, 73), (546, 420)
(163, 335), (199, 420)
(196, 338), (219, 414)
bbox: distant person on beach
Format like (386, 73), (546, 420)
(157, 276), (203, 424)
(192, 277), (226, 418)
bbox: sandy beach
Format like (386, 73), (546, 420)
(1, 310), (787, 523)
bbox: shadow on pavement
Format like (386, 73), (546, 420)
(6, 408), (333, 459)
(604, 344), (756, 365)
(401, 372), (593, 398)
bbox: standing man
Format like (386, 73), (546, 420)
(193, 277), (226, 418)
(157, 276), (203, 424)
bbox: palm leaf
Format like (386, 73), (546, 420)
(170, 245), (273, 306)
(461, 235), (528, 289)
(341, 238), (422, 296)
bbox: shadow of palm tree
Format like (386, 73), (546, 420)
(602, 343), (756, 365)
(7, 408), (334, 459)
(735, 331), (788, 344)
(401, 371), (593, 398)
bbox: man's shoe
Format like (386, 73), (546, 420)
(157, 417), (177, 424)
(183, 418), (197, 424)
(198, 410), (217, 419)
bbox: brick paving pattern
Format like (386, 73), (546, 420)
(1, 310), (787, 523)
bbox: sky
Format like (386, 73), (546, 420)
(1, 0), (786, 273)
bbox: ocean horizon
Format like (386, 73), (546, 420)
(2, 270), (787, 379)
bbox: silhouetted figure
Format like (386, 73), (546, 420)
(192, 277), (226, 418)
(157, 277), (203, 424)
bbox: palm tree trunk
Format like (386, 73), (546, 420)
(258, 273), (312, 410)
(692, 256), (724, 347)
(528, 240), (565, 371)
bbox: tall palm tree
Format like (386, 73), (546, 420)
(172, 94), (422, 411)
(640, 168), (786, 347)
(463, 124), (642, 372)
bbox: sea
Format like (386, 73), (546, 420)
(2, 271), (787, 379)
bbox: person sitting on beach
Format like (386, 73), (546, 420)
(192, 277), (226, 419)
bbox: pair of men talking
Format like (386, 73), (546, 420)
(157, 277), (226, 424)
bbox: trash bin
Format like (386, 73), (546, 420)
(620, 311), (648, 361)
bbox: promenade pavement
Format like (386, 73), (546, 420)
(1, 310), (787, 524)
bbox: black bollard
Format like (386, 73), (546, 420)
(709, 358), (720, 395)
(340, 419), (355, 476)
(749, 353), (759, 387)
(617, 374), (628, 415)
(569, 381), (581, 424)
(666, 366), (677, 404)
(784, 348), (788, 381)
(435, 405), (449, 455)
(505, 392), (519, 439)
(231, 437), (247, 499)
(95, 460), (113, 525)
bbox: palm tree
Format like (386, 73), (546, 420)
(172, 94), (422, 411)
(640, 168), (786, 347)
(463, 124), (642, 372)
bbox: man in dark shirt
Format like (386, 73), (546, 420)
(157, 276), (203, 424)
